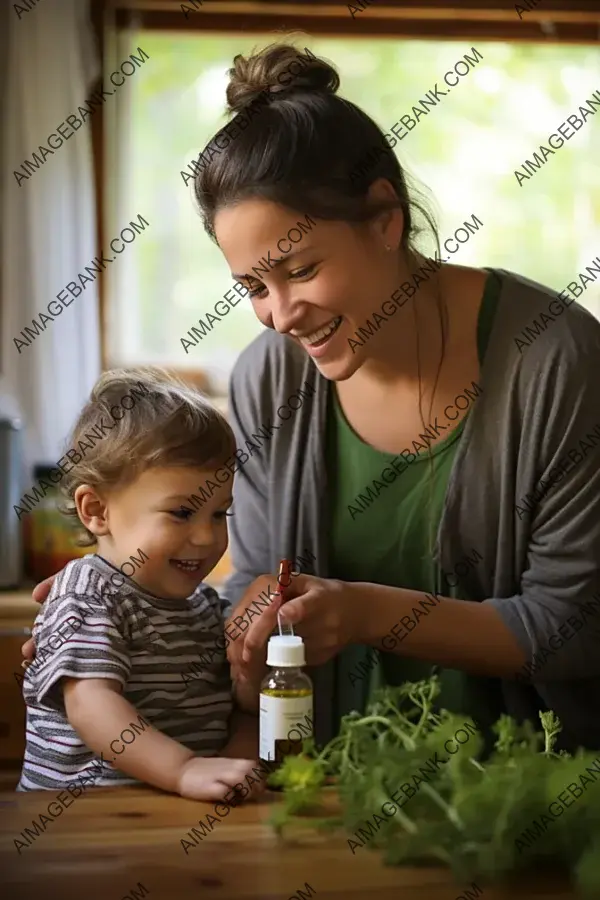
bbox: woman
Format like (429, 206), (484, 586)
(27, 42), (600, 754)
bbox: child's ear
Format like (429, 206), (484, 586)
(75, 484), (110, 537)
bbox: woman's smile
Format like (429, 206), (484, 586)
(296, 315), (343, 346)
(295, 315), (344, 357)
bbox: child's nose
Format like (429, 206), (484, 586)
(188, 520), (218, 547)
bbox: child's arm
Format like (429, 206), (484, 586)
(63, 677), (262, 800)
(64, 677), (194, 791)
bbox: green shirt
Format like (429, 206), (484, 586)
(325, 271), (500, 734)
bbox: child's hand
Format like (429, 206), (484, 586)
(177, 756), (266, 803)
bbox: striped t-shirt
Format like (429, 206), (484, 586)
(17, 554), (233, 791)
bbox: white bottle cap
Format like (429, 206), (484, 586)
(267, 635), (306, 667)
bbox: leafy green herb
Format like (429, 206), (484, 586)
(267, 677), (600, 897)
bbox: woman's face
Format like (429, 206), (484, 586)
(214, 185), (404, 381)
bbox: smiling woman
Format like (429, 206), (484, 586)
(184, 39), (600, 759)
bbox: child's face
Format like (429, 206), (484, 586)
(93, 465), (233, 599)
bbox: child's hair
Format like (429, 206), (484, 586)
(60, 366), (236, 546)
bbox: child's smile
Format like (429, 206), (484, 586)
(168, 555), (211, 587)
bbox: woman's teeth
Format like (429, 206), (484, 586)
(172, 560), (202, 572)
(299, 316), (343, 347)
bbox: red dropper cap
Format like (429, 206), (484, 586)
(275, 558), (293, 599)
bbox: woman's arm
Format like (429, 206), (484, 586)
(219, 707), (258, 758)
(258, 574), (527, 676)
(353, 583), (527, 677)
(63, 677), (195, 792)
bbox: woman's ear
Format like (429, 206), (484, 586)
(367, 178), (405, 249)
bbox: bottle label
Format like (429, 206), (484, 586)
(259, 694), (313, 762)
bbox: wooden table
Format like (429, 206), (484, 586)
(0, 786), (578, 900)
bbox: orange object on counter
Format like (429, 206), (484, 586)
(22, 465), (89, 583)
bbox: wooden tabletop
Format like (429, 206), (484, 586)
(0, 786), (578, 900)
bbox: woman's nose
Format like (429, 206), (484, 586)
(269, 288), (306, 335)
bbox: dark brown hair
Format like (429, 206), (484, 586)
(192, 39), (439, 264)
(61, 367), (236, 546)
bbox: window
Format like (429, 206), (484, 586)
(106, 32), (600, 393)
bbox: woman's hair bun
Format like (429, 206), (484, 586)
(225, 42), (340, 114)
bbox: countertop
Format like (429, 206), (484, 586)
(0, 786), (577, 900)
(0, 587), (39, 625)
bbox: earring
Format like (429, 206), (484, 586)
(385, 244), (393, 252)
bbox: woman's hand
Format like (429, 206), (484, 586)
(21, 574), (57, 665)
(242, 574), (362, 669)
(226, 574), (283, 689)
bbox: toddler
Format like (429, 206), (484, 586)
(17, 367), (264, 803)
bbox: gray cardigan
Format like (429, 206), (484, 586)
(222, 267), (600, 752)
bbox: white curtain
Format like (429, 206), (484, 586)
(1, 0), (101, 479)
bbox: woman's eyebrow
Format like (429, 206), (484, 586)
(231, 246), (311, 281)
(231, 272), (260, 285)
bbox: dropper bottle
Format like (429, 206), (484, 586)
(259, 629), (313, 764)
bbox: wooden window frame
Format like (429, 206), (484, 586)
(95, 1), (600, 42)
